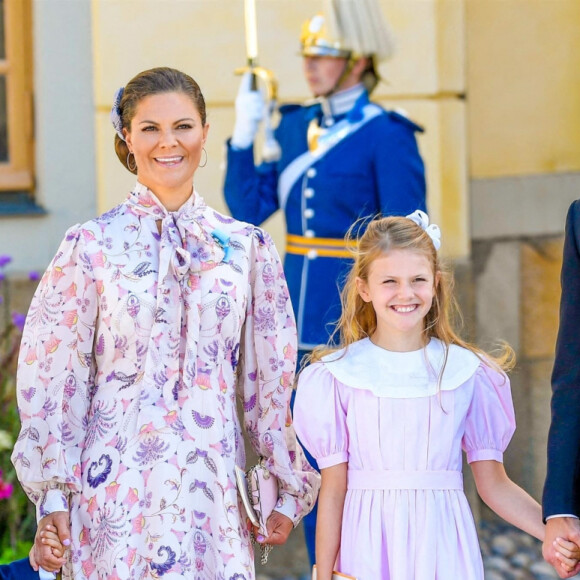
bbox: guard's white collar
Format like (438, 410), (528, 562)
(321, 338), (481, 398)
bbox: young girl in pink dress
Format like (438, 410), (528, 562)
(294, 211), (579, 580)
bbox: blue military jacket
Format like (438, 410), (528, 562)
(224, 90), (426, 349)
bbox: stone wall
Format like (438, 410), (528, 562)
(472, 235), (564, 501)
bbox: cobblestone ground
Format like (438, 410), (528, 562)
(253, 519), (580, 580)
(480, 520), (580, 580)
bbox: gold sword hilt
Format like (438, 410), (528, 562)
(234, 64), (278, 103)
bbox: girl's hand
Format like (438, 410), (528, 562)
(554, 537), (580, 576)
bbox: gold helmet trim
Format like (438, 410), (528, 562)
(300, 1), (394, 62)
(300, 14), (354, 59)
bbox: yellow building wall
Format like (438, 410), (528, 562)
(92, 0), (469, 257)
(467, 0), (580, 178)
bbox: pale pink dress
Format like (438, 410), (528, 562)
(294, 337), (516, 580)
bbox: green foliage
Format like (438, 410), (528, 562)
(0, 260), (37, 557)
(0, 540), (32, 565)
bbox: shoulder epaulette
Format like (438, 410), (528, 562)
(388, 109), (425, 133)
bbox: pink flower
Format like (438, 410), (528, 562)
(0, 470), (13, 500)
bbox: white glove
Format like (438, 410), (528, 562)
(231, 72), (265, 150)
(262, 108), (282, 162)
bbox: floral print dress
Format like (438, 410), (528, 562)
(12, 182), (319, 580)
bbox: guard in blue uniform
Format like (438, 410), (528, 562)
(224, 5), (427, 565)
(226, 92), (425, 349)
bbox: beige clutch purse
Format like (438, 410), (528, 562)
(312, 565), (357, 580)
(234, 461), (278, 536)
(235, 460), (279, 564)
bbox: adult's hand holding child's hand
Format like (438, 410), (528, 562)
(32, 511), (71, 572)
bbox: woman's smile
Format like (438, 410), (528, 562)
(124, 91), (210, 211)
(154, 155), (184, 166)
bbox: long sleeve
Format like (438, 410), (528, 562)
(374, 118), (427, 216)
(12, 225), (97, 520)
(238, 228), (320, 525)
(543, 200), (580, 518)
(223, 141), (280, 225)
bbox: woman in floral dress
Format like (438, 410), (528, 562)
(12, 67), (319, 580)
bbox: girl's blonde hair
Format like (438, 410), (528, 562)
(309, 215), (515, 373)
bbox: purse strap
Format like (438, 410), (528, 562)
(250, 528), (273, 564)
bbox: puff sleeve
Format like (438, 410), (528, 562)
(294, 363), (349, 469)
(238, 228), (320, 525)
(11, 225), (97, 520)
(462, 364), (516, 464)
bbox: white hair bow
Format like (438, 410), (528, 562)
(405, 210), (441, 251)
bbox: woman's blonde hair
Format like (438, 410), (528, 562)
(308, 215), (515, 373)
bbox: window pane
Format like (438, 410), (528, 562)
(0, 75), (7, 162)
(0, 0), (5, 60)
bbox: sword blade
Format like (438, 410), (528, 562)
(244, 0), (258, 61)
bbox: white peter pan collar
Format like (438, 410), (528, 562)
(321, 338), (481, 398)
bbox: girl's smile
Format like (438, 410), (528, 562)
(356, 249), (437, 352)
(391, 304), (419, 313)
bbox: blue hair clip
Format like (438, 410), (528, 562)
(110, 87), (125, 141)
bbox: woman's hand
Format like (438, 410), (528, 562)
(256, 511), (293, 546)
(32, 511), (71, 572)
